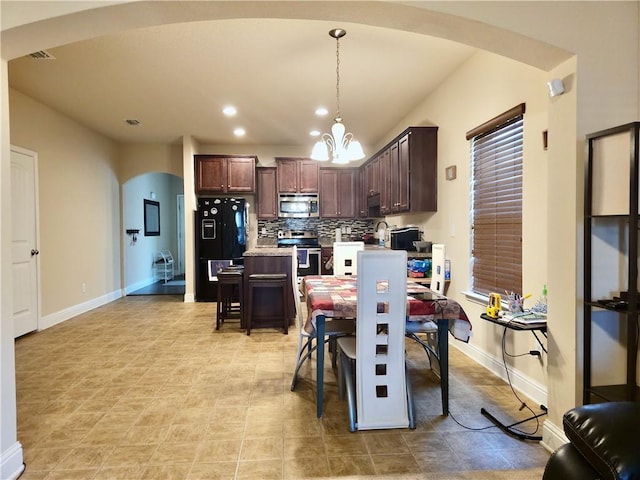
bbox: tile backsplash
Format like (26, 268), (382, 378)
(257, 218), (375, 243)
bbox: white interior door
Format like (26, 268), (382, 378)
(11, 146), (39, 337)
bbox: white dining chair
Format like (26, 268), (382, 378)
(332, 241), (364, 276)
(336, 249), (415, 431)
(405, 243), (447, 380)
(290, 244), (354, 390)
(290, 246), (311, 388)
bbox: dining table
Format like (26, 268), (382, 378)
(301, 275), (472, 418)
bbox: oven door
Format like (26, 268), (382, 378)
(296, 248), (321, 281)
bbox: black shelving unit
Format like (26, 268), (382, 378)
(584, 122), (640, 404)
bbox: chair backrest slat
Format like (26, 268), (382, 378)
(333, 241), (365, 276)
(355, 249), (409, 430)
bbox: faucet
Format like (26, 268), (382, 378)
(375, 221), (389, 246)
(375, 220), (388, 231)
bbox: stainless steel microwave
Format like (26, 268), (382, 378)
(278, 193), (319, 218)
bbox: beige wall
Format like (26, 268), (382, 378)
(9, 88), (121, 317)
(383, 50), (550, 395)
(118, 143), (183, 183)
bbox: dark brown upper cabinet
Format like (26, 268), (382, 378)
(319, 168), (357, 218)
(361, 126), (438, 214)
(195, 155), (256, 194)
(256, 167), (278, 219)
(276, 157), (319, 193)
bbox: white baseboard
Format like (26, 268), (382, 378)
(541, 418), (568, 453)
(39, 289), (122, 331)
(124, 277), (156, 295)
(0, 441), (24, 480)
(451, 340), (548, 408)
(183, 293), (195, 303)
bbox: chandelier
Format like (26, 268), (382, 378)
(310, 28), (365, 165)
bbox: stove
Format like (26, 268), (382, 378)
(276, 230), (320, 248)
(277, 230), (321, 279)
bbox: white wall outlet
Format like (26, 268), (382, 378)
(82, 282), (86, 293)
(261, 227), (266, 235)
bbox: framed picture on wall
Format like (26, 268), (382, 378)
(144, 199), (160, 236)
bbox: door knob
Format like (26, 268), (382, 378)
(31, 249), (39, 256)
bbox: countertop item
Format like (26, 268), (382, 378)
(243, 247), (293, 257)
(413, 241), (433, 253)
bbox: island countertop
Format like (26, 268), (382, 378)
(243, 247), (293, 257)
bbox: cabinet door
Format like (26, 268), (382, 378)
(319, 169), (339, 218)
(337, 169), (356, 218)
(396, 134), (410, 212)
(363, 161), (373, 197)
(371, 156), (380, 195)
(379, 149), (391, 215)
(298, 159), (319, 193)
(257, 167), (277, 219)
(277, 159), (298, 193)
(407, 127), (437, 212)
(389, 141), (400, 212)
(227, 157), (255, 192)
(358, 168), (367, 217)
(197, 157), (226, 193)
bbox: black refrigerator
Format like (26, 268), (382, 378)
(195, 197), (247, 301)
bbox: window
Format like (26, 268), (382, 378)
(467, 104), (524, 296)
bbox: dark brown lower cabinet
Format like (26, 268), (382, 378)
(243, 253), (295, 330)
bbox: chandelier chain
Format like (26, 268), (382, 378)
(335, 35), (340, 119)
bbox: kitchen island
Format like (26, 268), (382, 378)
(242, 248), (296, 330)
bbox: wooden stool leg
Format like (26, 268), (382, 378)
(239, 282), (244, 330)
(216, 283), (222, 330)
(246, 284), (252, 336)
(283, 283), (288, 335)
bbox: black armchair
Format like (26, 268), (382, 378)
(543, 401), (640, 480)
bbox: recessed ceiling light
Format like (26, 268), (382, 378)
(315, 107), (329, 116)
(233, 127), (246, 137)
(223, 105), (237, 116)
(125, 119), (141, 126)
(310, 130), (321, 137)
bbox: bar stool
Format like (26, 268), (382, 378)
(246, 273), (289, 336)
(216, 268), (244, 330)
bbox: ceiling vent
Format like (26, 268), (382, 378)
(28, 50), (55, 60)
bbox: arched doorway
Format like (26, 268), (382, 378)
(122, 172), (185, 295)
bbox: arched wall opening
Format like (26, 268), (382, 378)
(122, 172), (184, 294)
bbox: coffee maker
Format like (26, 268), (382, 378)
(390, 226), (421, 251)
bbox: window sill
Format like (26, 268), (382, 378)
(462, 290), (489, 306)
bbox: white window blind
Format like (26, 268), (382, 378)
(468, 105), (524, 296)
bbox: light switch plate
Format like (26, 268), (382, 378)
(446, 165), (457, 181)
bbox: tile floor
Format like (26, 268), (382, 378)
(15, 295), (550, 479)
